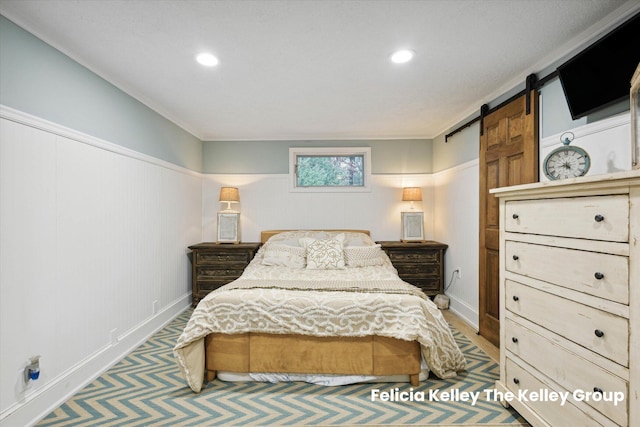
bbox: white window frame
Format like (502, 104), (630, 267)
(289, 147), (372, 192)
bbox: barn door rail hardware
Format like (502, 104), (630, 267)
(445, 71), (558, 142)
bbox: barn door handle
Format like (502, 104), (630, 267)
(512, 213), (519, 219)
(594, 329), (605, 338)
(594, 272), (604, 280)
(512, 255), (519, 261)
(512, 337), (518, 343)
(594, 214), (605, 222)
(512, 296), (519, 302)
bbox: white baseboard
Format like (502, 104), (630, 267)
(0, 294), (191, 427)
(446, 293), (479, 331)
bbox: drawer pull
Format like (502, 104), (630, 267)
(512, 255), (519, 261)
(512, 213), (519, 219)
(594, 214), (605, 222)
(593, 387), (603, 394)
(594, 329), (605, 338)
(594, 272), (604, 280)
(513, 378), (520, 385)
(512, 296), (519, 302)
(511, 337), (518, 343)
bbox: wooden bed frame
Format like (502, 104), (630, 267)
(204, 229), (422, 386)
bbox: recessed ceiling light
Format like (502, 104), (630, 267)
(196, 52), (219, 67)
(390, 49), (415, 64)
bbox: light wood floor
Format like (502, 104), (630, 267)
(441, 310), (532, 427)
(442, 309), (499, 363)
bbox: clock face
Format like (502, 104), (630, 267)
(543, 146), (591, 180)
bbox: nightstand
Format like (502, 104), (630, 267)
(377, 241), (448, 297)
(188, 242), (261, 307)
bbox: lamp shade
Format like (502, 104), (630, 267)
(219, 187), (240, 203)
(402, 187), (422, 202)
(219, 187), (240, 212)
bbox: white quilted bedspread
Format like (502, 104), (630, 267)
(174, 233), (466, 393)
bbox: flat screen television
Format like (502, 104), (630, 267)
(557, 12), (640, 120)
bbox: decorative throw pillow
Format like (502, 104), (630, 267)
(261, 244), (306, 269)
(300, 235), (346, 270)
(344, 244), (385, 267)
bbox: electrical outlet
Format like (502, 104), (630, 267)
(110, 328), (118, 346)
(152, 300), (159, 314)
(455, 268), (462, 279)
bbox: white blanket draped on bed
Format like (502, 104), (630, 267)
(174, 232), (466, 393)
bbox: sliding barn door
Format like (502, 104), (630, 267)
(479, 92), (538, 346)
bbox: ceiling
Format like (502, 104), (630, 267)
(0, 0), (636, 141)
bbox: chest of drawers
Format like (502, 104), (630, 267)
(188, 242), (261, 307)
(377, 241), (447, 296)
(492, 171), (639, 427)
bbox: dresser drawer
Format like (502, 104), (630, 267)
(505, 318), (628, 425)
(505, 357), (607, 427)
(505, 241), (629, 304)
(505, 195), (629, 242)
(196, 251), (253, 264)
(505, 280), (629, 366)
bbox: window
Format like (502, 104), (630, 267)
(289, 147), (372, 192)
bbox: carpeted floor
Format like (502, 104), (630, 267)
(37, 309), (528, 426)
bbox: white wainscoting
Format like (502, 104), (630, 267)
(433, 159), (480, 329)
(0, 104), (483, 426)
(202, 173), (434, 243)
(0, 107), (202, 427)
(203, 168), (478, 328)
(540, 113), (631, 181)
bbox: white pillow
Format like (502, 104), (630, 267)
(344, 244), (385, 267)
(345, 236), (368, 246)
(261, 243), (306, 269)
(300, 234), (346, 270)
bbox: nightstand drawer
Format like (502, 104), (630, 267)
(196, 267), (246, 280)
(197, 280), (232, 292)
(404, 279), (441, 293)
(505, 240), (628, 304)
(196, 252), (253, 264)
(377, 241), (447, 297)
(189, 242), (261, 308)
(394, 264), (441, 277)
(505, 195), (629, 242)
(505, 280), (629, 366)
(386, 251), (440, 263)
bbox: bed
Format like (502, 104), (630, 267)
(174, 230), (466, 393)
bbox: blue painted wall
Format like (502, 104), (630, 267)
(0, 15), (203, 172)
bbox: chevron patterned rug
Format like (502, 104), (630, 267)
(37, 309), (527, 426)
